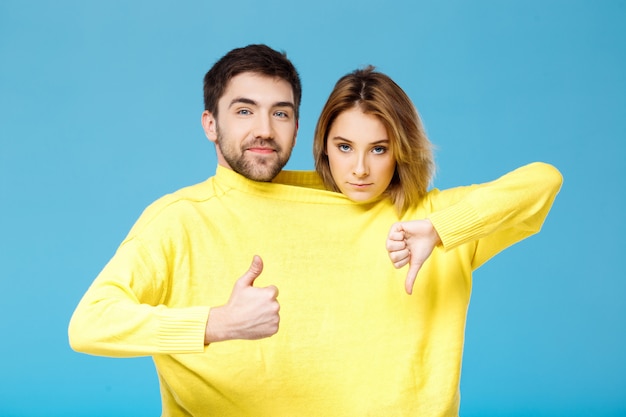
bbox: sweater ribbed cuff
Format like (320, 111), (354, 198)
(157, 306), (210, 353)
(428, 200), (485, 250)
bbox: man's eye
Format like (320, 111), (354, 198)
(237, 109), (251, 115)
(275, 111), (289, 118)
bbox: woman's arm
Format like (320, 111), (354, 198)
(387, 162), (563, 294)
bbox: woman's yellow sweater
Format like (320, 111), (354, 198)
(69, 162), (562, 416)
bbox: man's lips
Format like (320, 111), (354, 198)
(246, 147), (276, 154)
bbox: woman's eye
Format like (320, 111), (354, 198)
(372, 146), (387, 154)
(338, 144), (351, 152)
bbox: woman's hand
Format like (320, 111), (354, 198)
(386, 219), (441, 295)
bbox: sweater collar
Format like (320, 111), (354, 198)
(213, 165), (360, 205)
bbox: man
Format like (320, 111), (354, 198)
(199, 44), (302, 342)
(69, 44), (561, 416)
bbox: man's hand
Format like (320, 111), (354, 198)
(205, 255), (280, 343)
(386, 220), (441, 295)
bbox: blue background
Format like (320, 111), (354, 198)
(1, 1), (625, 416)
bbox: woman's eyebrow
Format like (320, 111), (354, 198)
(330, 137), (389, 144)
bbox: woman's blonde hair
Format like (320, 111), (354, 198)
(314, 66), (435, 215)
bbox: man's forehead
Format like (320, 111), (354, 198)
(220, 72), (294, 105)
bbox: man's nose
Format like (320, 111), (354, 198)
(253, 114), (273, 139)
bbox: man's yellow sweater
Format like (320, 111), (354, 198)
(69, 162), (562, 416)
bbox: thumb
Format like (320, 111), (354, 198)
(404, 262), (422, 295)
(237, 255), (264, 287)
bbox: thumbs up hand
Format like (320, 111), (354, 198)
(205, 256), (280, 343)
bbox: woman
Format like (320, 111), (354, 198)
(313, 66), (562, 294)
(307, 68), (560, 412)
(314, 66), (433, 215)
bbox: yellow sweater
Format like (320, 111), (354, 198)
(69, 162), (562, 417)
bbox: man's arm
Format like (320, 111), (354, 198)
(68, 241), (280, 356)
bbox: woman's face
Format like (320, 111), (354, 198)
(326, 107), (396, 203)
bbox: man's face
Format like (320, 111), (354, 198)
(202, 72), (298, 182)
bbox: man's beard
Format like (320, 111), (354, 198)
(216, 129), (293, 182)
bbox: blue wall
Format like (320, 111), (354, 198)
(1, 1), (624, 415)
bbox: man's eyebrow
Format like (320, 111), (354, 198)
(228, 97), (257, 109)
(274, 101), (296, 110)
(228, 97), (295, 110)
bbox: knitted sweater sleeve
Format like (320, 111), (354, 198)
(68, 204), (210, 357)
(427, 162), (563, 269)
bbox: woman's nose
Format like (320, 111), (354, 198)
(353, 155), (369, 177)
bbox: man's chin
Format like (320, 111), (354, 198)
(247, 171), (277, 182)
(236, 163), (284, 182)
(226, 152), (291, 182)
